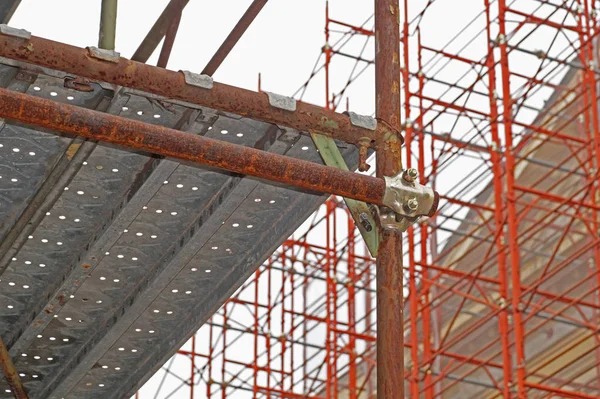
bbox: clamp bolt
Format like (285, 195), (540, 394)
(404, 168), (418, 182)
(359, 212), (373, 232)
(406, 198), (419, 211)
(380, 169), (439, 231)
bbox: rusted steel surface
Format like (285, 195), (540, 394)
(0, 336), (28, 399)
(0, 33), (384, 147)
(202, 0), (268, 76)
(156, 5), (182, 68)
(131, 0), (189, 63)
(374, 0), (405, 398)
(0, 88), (386, 206)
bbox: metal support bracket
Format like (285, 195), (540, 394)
(0, 24), (31, 40)
(266, 92), (297, 112)
(180, 71), (214, 90)
(378, 168), (439, 232)
(310, 132), (379, 256)
(87, 46), (121, 63)
(348, 111), (377, 131)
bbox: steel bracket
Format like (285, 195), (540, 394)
(310, 131), (379, 256)
(348, 111), (377, 131)
(87, 46), (121, 63)
(180, 71), (214, 90)
(0, 24), (31, 40)
(378, 168), (439, 232)
(265, 92), (297, 112)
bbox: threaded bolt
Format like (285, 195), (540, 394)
(359, 212), (373, 232)
(404, 168), (418, 182)
(407, 198), (419, 211)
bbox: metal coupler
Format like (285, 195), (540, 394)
(377, 168), (439, 232)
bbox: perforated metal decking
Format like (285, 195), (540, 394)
(0, 61), (358, 398)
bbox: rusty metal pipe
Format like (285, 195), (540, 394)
(0, 33), (384, 147)
(374, 0), (404, 398)
(131, 0), (189, 63)
(0, 336), (28, 399)
(202, 0), (269, 76)
(156, 6), (182, 69)
(0, 88), (386, 206)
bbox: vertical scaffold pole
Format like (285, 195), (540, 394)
(374, 0), (404, 397)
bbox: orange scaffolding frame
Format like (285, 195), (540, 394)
(139, 0), (600, 397)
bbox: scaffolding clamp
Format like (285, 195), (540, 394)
(378, 168), (439, 232)
(265, 92), (297, 112)
(87, 46), (121, 63)
(180, 71), (214, 90)
(348, 111), (377, 131)
(0, 24), (31, 40)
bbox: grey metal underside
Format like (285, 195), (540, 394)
(0, 1), (20, 24)
(0, 60), (359, 398)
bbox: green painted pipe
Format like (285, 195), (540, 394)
(99, 0), (117, 50)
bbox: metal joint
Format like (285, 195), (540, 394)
(87, 46), (121, 63)
(0, 25), (31, 40)
(348, 111), (377, 130)
(265, 92), (297, 112)
(180, 71), (214, 90)
(378, 168), (439, 232)
(64, 76), (95, 92)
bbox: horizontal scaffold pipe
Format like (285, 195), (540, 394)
(0, 32), (392, 147)
(0, 88), (387, 206)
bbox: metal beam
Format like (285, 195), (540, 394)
(0, 88), (387, 207)
(0, 336), (28, 399)
(131, 0), (189, 63)
(311, 132), (379, 256)
(156, 5), (182, 68)
(202, 0), (269, 76)
(0, 33), (385, 147)
(374, 0), (404, 398)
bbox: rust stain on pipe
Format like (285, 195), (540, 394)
(374, 0), (404, 398)
(0, 88), (386, 206)
(0, 336), (28, 399)
(0, 34), (392, 147)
